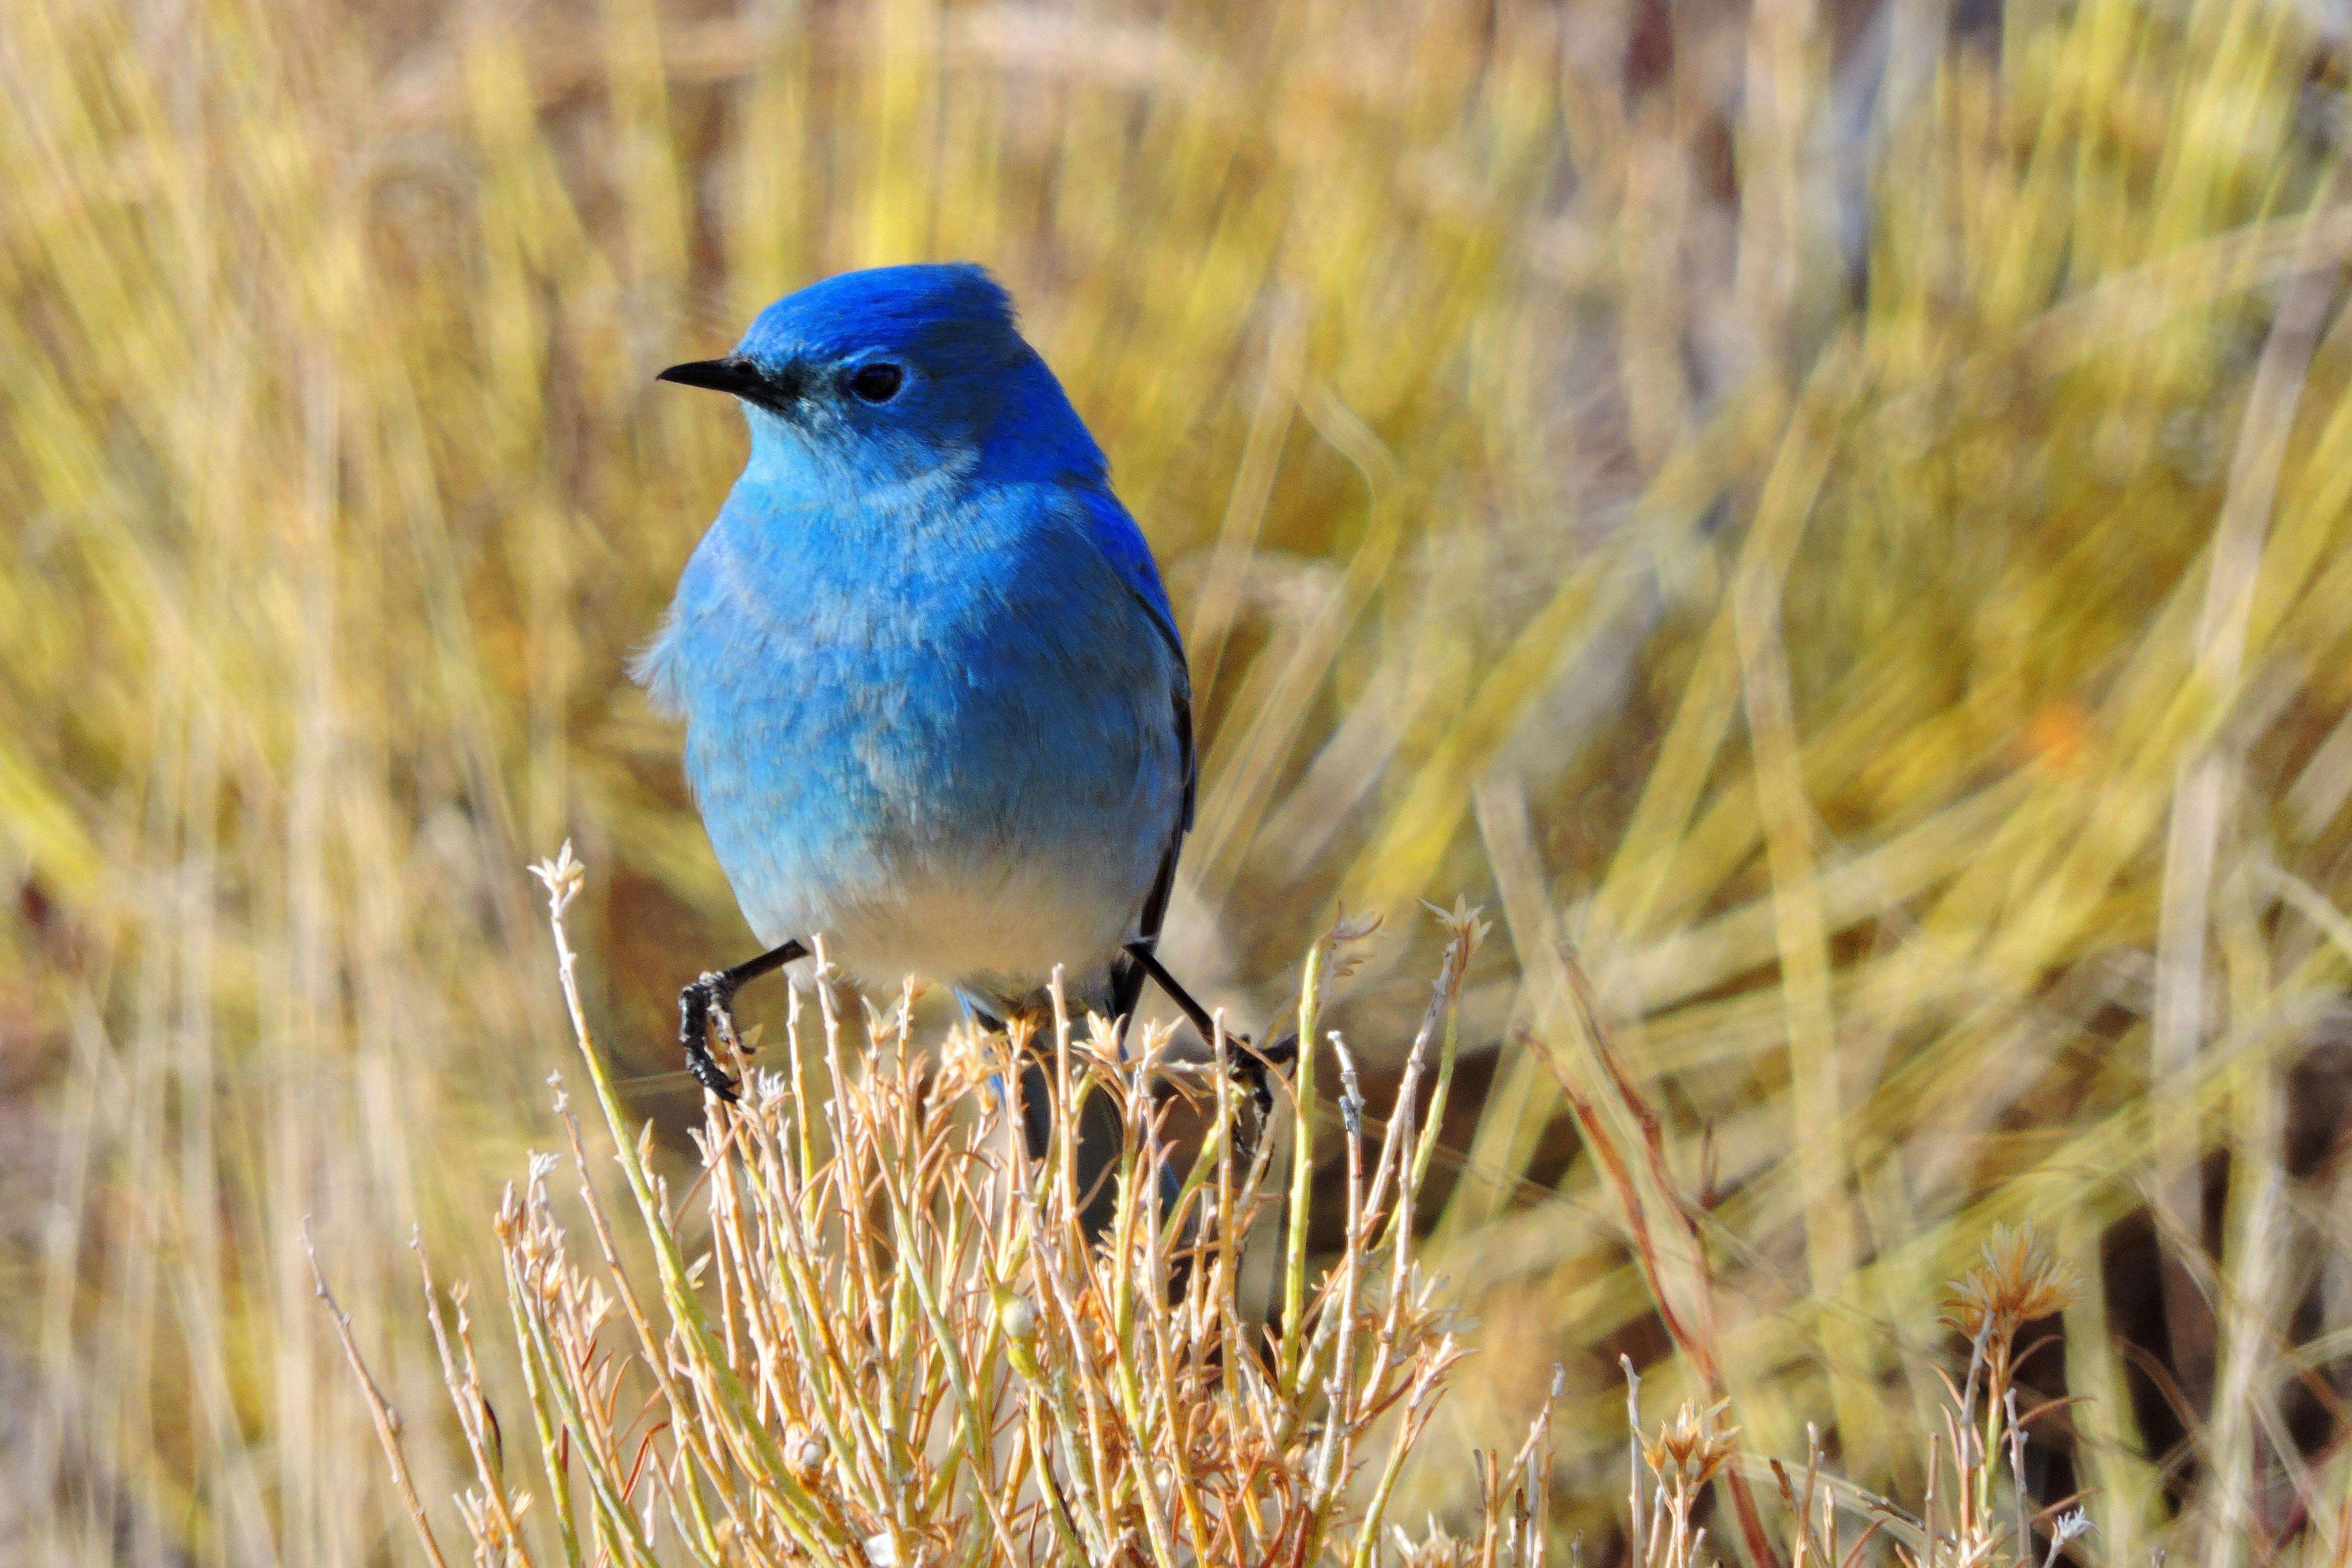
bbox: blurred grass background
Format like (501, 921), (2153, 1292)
(6, 0), (2352, 1559)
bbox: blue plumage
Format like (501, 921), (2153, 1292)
(638, 264), (1192, 1037)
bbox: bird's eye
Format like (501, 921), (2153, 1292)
(845, 362), (905, 404)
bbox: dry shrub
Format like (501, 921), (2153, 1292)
(324, 853), (2127, 1568)
(1615, 1227), (2094, 1568)
(320, 849), (1552, 1566)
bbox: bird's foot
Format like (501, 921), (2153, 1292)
(1119, 938), (1302, 1117)
(1229, 1026), (1301, 1120)
(679, 970), (745, 1102)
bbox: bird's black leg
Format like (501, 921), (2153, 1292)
(1122, 939), (1298, 1118)
(678, 938), (809, 1101)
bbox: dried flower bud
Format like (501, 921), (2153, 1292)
(1945, 1224), (2075, 1348)
(993, 1287), (1041, 1380)
(938, 1024), (989, 1089)
(995, 1289), (1037, 1341)
(783, 1426), (825, 1480)
(1640, 1400), (1738, 1492)
(1390, 1519), (1472, 1568)
(529, 843), (584, 912)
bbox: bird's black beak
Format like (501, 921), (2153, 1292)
(657, 356), (770, 398)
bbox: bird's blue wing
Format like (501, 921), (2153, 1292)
(1073, 486), (1194, 1031)
(1073, 486), (1193, 832)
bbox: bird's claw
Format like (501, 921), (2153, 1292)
(1224, 1025), (1300, 1120)
(679, 970), (744, 1102)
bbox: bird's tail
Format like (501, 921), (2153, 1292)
(959, 975), (1165, 1237)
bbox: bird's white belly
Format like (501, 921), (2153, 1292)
(798, 855), (1135, 1002)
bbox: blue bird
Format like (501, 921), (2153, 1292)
(638, 264), (1213, 1174)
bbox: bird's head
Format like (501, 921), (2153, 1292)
(659, 263), (1105, 496)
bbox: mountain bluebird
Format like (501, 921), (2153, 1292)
(638, 264), (1211, 1175)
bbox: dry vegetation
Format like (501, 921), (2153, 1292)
(319, 849), (1549, 1567)
(333, 852), (2112, 1567)
(8, 0), (2352, 1560)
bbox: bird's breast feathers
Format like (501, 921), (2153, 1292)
(641, 479), (1185, 992)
